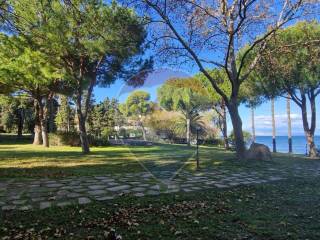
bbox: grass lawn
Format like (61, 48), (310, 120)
(0, 135), (237, 179)
(1, 135), (320, 239)
(0, 142), (199, 179)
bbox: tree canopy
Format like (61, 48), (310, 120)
(250, 21), (320, 157)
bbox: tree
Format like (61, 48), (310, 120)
(8, 0), (152, 153)
(239, 74), (264, 144)
(0, 34), (63, 147)
(147, 110), (184, 142)
(158, 78), (212, 145)
(55, 95), (75, 133)
(229, 130), (252, 146)
(254, 21), (320, 157)
(87, 97), (121, 139)
(195, 69), (231, 149)
(122, 91), (153, 141)
(0, 94), (39, 138)
(138, 0), (314, 159)
(271, 98), (277, 152)
(287, 94), (293, 153)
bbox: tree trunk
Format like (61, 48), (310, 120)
(48, 98), (55, 133)
(17, 108), (24, 137)
(227, 100), (246, 159)
(76, 93), (90, 154)
(67, 106), (71, 133)
(251, 106), (256, 143)
(306, 132), (317, 157)
(78, 113), (90, 153)
(287, 95), (292, 153)
(33, 100), (42, 145)
(186, 118), (190, 146)
(139, 119), (147, 141)
(38, 97), (49, 148)
(271, 98), (277, 153)
(221, 99), (229, 149)
(300, 92), (318, 157)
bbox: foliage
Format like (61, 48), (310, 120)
(49, 132), (81, 147)
(121, 91), (153, 118)
(6, 0), (151, 152)
(229, 130), (252, 146)
(0, 94), (34, 134)
(55, 95), (75, 132)
(158, 78), (212, 116)
(141, 0), (313, 158)
(87, 97), (123, 138)
(251, 21), (320, 156)
(256, 21), (320, 99)
(0, 34), (62, 94)
(146, 110), (184, 141)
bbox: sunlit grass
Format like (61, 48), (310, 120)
(0, 136), (314, 179)
(0, 142), (204, 178)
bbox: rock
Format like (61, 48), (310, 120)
(246, 143), (272, 160)
(78, 197), (91, 205)
(40, 201), (52, 209)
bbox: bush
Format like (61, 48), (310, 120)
(202, 138), (225, 146)
(229, 130), (252, 146)
(88, 135), (110, 146)
(49, 132), (111, 147)
(49, 132), (80, 146)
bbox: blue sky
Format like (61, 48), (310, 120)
(93, 68), (320, 137)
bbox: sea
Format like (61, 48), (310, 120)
(255, 136), (320, 155)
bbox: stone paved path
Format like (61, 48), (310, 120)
(0, 167), (292, 211)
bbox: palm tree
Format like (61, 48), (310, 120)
(251, 106), (256, 143)
(287, 94), (293, 153)
(271, 98), (277, 153)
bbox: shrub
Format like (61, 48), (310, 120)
(88, 135), (110, 146)
(229, 130), (252, 146)
(146, 110), (184, 142)
(49, 132), (80, 146)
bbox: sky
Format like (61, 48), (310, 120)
(93, 68), (320, 137)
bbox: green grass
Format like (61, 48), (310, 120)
(0, 135), (239, 178)
(0, 141), (201, 178)
(1, 135), (320, 239)
(1, 136), (313, 179)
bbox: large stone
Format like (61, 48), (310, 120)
(2, 205), (16, 210)
(12, 199), (27, 205)
(78, 197), (91, 205)
(88, 185), (105, 190)
(88, 190), (107, 196)
(40, 202), (52, 209)
(246, 143), (272, 161)
(107, 185), (130, 192)
(57, 201), (72, 207)
(95, 196), (114, 201)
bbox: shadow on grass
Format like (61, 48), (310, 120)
(0, 139), (318, 180)
(0, 143), (209, 179)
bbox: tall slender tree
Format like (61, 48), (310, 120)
(271, 98), (277, 153)
(251, 107), (256, 143)
(287, 94), (293, 153)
